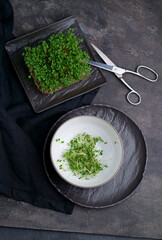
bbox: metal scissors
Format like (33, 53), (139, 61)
(88, 44), (158, 105)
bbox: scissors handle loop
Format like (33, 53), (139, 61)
(136, 65), (158, 82)
(127, 90), (141, 105)
(119, 77), (141, 105)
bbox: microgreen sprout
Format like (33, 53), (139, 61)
(22, 28), (91, 94)
(58, 132), (108, 179)
(56, 139), (64, 143)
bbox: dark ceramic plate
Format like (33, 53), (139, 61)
(43, 104), (147, 208)
(5, 16), (106, 113)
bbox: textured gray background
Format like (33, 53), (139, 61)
(0, 0), (162, 239)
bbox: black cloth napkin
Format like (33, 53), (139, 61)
(0, 0), (99, 214)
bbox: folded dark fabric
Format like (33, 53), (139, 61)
(0, 0), (98, 214)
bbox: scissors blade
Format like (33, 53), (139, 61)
(88, 60), (126, 75)
(91, 43), (122, 78)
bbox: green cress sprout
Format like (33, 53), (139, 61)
(57, 132), (108, 179)
(22, 28), (91, 94)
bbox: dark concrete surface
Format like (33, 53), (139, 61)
(0, 227), (156, 240)
(0, 0), (162, 239)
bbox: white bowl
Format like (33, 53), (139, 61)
(50, 115), (123, 188)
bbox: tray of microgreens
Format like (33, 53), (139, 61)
(5, 16), (106, 113)
(22, 28), (91, 94)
